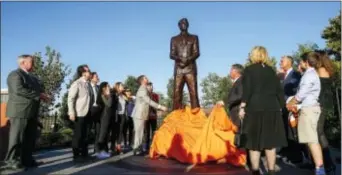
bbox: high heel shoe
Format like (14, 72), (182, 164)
(116, 145), (122, 152)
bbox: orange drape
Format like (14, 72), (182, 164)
(149, 105), (246, 166)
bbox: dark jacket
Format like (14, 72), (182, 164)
(6, 69), (41, 118)
(226, 77), (243, 126)
(242, 64), (285, 111)
(282, 69), (301, 101)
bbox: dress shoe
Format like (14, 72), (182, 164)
(267, 170), (276, 175)
(251, 170), (260, 175)
(5, 162), (25, 171)
(326, 165), (336, 175)
(96, 151), (111, 159)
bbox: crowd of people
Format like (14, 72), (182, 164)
(67, 64), (168, 161)
(1, 45), (338, 175)
(2, 56), (168, 172)
(217, 46), (337, 175)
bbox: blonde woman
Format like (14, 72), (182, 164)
(239, 46), (287, 175)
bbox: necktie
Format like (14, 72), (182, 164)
(88, 82), (94, 107)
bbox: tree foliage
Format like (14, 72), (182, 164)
(31, 46), (71, 117)
(321, 11), (341, 53)
(58, 79), (73, 126)
(200, 73), (232, 108)
(124, 75), (139, 95)
(291, 42), (319, 67)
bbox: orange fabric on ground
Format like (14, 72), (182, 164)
(149, 105), (246, 166)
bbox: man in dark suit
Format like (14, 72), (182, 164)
(278, 55), (306, 164)
(225, 64), (244, 127)
(88, 72), (101, 153)
(4, 55), (49, 171)
(218, 64), (249, 167)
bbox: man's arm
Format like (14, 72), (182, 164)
(7, 71), (40, 100)
(139, 88), (161, 109)
(189, 35), (200, 61)
(227, 79), (243, 108)
(294, 73), (311, 103)
(170, 37), (179, 61)
(275, 74), (285, 108)
(67, 82), (79, 116)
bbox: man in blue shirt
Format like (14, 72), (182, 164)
(287, 52), (325, 175)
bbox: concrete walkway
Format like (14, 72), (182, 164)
(1, 146), (340, 175)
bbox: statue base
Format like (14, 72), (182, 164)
(150, 105), (246, 166)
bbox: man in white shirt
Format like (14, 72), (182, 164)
(68, 65), (92, 162)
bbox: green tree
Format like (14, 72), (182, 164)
(321, 11), (341, 53)
(58, 79), (73, 126)
(31, 46), (71, 117)
(245, 56), (278, 70)
(200, 73), (232, 108)
(291, 42), (319, 67)
(165, 77), (189, 109)
(155, 92), (167, 106)
(124, 75), (139, 95)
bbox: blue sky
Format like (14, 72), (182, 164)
(1, 2), (340, 97)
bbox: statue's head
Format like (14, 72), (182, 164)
(178, 18), (189, 32)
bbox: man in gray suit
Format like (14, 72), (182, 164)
(4, 55), (49, 171)
(131, 75), (167, 155)
(68, 65), (92, 162)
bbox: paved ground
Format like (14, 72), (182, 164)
(1, 146), (340, 175)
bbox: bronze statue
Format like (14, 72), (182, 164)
(170, 18), (200, 111)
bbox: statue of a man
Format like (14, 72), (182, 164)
(170, 18), (200, 111)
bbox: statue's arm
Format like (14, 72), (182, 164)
(170, 37), (178, 61)
(190, 35), (200, 61)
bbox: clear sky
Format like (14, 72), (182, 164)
(1, 2), (340, 97)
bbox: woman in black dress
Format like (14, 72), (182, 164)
(316, 51), (336, 175)
(239, 46), (287, 175)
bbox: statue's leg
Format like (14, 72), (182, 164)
(173, 74), (185, 110)
(184, 72), (200, 109)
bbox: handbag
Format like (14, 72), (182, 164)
(234, 119), (246, 148)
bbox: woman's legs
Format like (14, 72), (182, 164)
(317, 110), (336, 173)
(265, 148), (276, 173)
(249, 150), (261, 172)
(115, 115), (126, 152)
(98, 114), (110, 152)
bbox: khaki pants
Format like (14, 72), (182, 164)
(298, 106), (321, 144)
(133, 118), (146, 150)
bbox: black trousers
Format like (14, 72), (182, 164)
(317, 108), (335, 170)
(145, 118), (157, 149)
(97, 113), (112, 152)
(5, 117), (38, 166)
(72, 114), (90, 158)
(123, 116), (134, 146)
(89, 106), (101, 152)
(114, 114), (126, 146)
